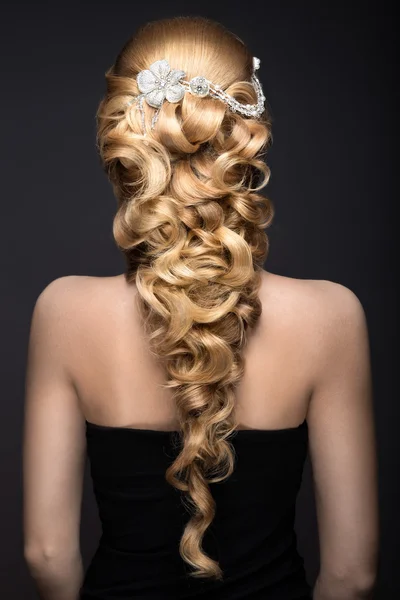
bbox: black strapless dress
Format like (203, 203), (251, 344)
(79, 418), (312, 599)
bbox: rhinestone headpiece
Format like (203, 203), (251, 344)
(126, 56), (265, 135)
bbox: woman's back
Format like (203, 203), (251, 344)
(70, 269), (318, 598)
(73, 270), (313, 433)
(23, 268), (378, 599)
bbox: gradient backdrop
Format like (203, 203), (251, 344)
(0, 1), (397, 598)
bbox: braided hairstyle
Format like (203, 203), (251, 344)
(96, 15), (274, 581)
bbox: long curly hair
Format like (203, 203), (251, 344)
(96, 15), (274, 581)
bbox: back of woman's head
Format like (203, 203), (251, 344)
(96, 15), (274, 581)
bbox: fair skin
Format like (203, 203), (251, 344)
(23, 269), (378, 599)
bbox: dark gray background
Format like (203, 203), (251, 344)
(1, 1), (397, 598)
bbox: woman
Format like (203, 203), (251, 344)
(22, 15), (379, 600)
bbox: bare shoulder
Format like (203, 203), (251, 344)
(34, 273), (128, 308)
(32, 274), (130, 334)
(260, 269), (367, 331)
(259, 269), (370, 407)
(259, 269), (369, 380)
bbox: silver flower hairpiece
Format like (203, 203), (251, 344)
(126, 56), (265, 135)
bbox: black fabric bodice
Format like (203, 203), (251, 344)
(79, 419), (312, 599)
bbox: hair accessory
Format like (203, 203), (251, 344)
(126, 56), (265, 135)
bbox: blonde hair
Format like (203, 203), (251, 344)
(96, 15), (274, 581)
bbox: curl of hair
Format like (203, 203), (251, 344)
(96, 16), (274, 581)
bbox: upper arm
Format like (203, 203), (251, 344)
(307, 281), (379, 581)
(23, 276), (86, 559)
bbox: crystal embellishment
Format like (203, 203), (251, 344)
(128, 56), (266, 135)
(189, 76), (210, 97)
(253, 56), (260, 71)
(136, 59), (186, 108)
